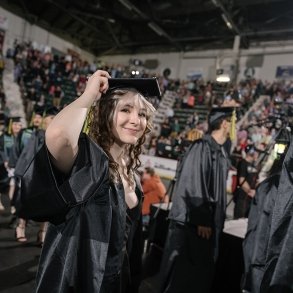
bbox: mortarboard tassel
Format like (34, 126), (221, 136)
(30, 112), (35, 127)
(229, 109), (237, 141)
(82, 109), (92, 135)
(8, 118), (12, 135)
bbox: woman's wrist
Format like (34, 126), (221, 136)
(77, 91), (98, 108)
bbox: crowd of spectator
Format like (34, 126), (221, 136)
(2, 40), (293, 173)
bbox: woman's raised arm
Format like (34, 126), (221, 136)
(45, 70), (111, 173)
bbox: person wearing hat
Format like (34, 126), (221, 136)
(20, 70), (158, 292)
(7, 107), (43, 228)
(8, 105), (43, 171)
(13, 106), (59, 244)
(0, 116), (23, 212)
(233, 144), (259, 219)
(159, 106), (235, 293)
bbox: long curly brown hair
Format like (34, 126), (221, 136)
(88, 88), (155, 184)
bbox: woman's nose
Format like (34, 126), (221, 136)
(129, 112), (140, 124)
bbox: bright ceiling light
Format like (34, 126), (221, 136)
(221, 13), (233, 30)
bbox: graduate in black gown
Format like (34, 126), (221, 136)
(20, 70), (159, 293)
(8, 106), (43, 169)
(14, 106), (59, 244)
(8, 106), (43, 221)
(259, 137), (293, 292)
(242, 150), (287, 293)
(158, 107), (234, 293)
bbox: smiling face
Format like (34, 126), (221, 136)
(111, 92), (147, 146)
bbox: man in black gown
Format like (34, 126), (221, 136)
(159, 107), (234, 293)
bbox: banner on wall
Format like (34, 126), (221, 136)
(186, 68), (203, 80)
(276, 66), (293, 79)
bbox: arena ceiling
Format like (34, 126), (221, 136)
(1, 0), (293, 56)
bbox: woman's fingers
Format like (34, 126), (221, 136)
(85, 70), (111, 99)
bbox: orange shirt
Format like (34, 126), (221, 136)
(142, 175), (166, 215)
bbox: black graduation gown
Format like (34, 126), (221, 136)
(0, 135), (9, 192)
(14, 129), (45, 177)
(8, 127), (36, 168)
(11, 129), (45, 207)
(260, 141), (293, 293)
(21, 134), (143, 293)
(242, 174), (280, 293)
(159, 134), (229, 293)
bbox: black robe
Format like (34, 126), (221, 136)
(260, 141), (293, 293)
(159, 134), (229, 293)
(8, 127), (36, 168)
(11, 129), (45, 208)
(19, 134), (143, 293)
(242, 174), (280, 293)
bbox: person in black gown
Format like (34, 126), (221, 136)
(20, 70), (159, 292)
(242, 150), (287, 293)
(158, 107), (234, 293)
(259, 138), (293, 292)
(14, 107), (59, 245)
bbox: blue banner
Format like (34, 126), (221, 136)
(276, 66), (293, 78)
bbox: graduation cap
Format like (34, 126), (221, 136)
(43, 106), (59, 117)
(8, 116), (22, 123)
(34, 105), (45, 116)
(107, 78), (161, 98)
(208, 106), (235, 125)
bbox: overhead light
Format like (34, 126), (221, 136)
(148, 22), (165, 36)
(216, 74), (230, 83)
(118, 0), (133, 11)
(221, 13), (233, 30)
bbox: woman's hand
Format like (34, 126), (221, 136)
(84, 70), (111, 102)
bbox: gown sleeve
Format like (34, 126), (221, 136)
(16, 133), (109, 224)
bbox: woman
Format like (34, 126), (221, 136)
(33, 70), (158, 292)
(0, 116), (22, 214)
(14, 107), (59, 245)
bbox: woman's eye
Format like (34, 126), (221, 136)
(139, 112), (146, 118)
(121, 108), (130, 113)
